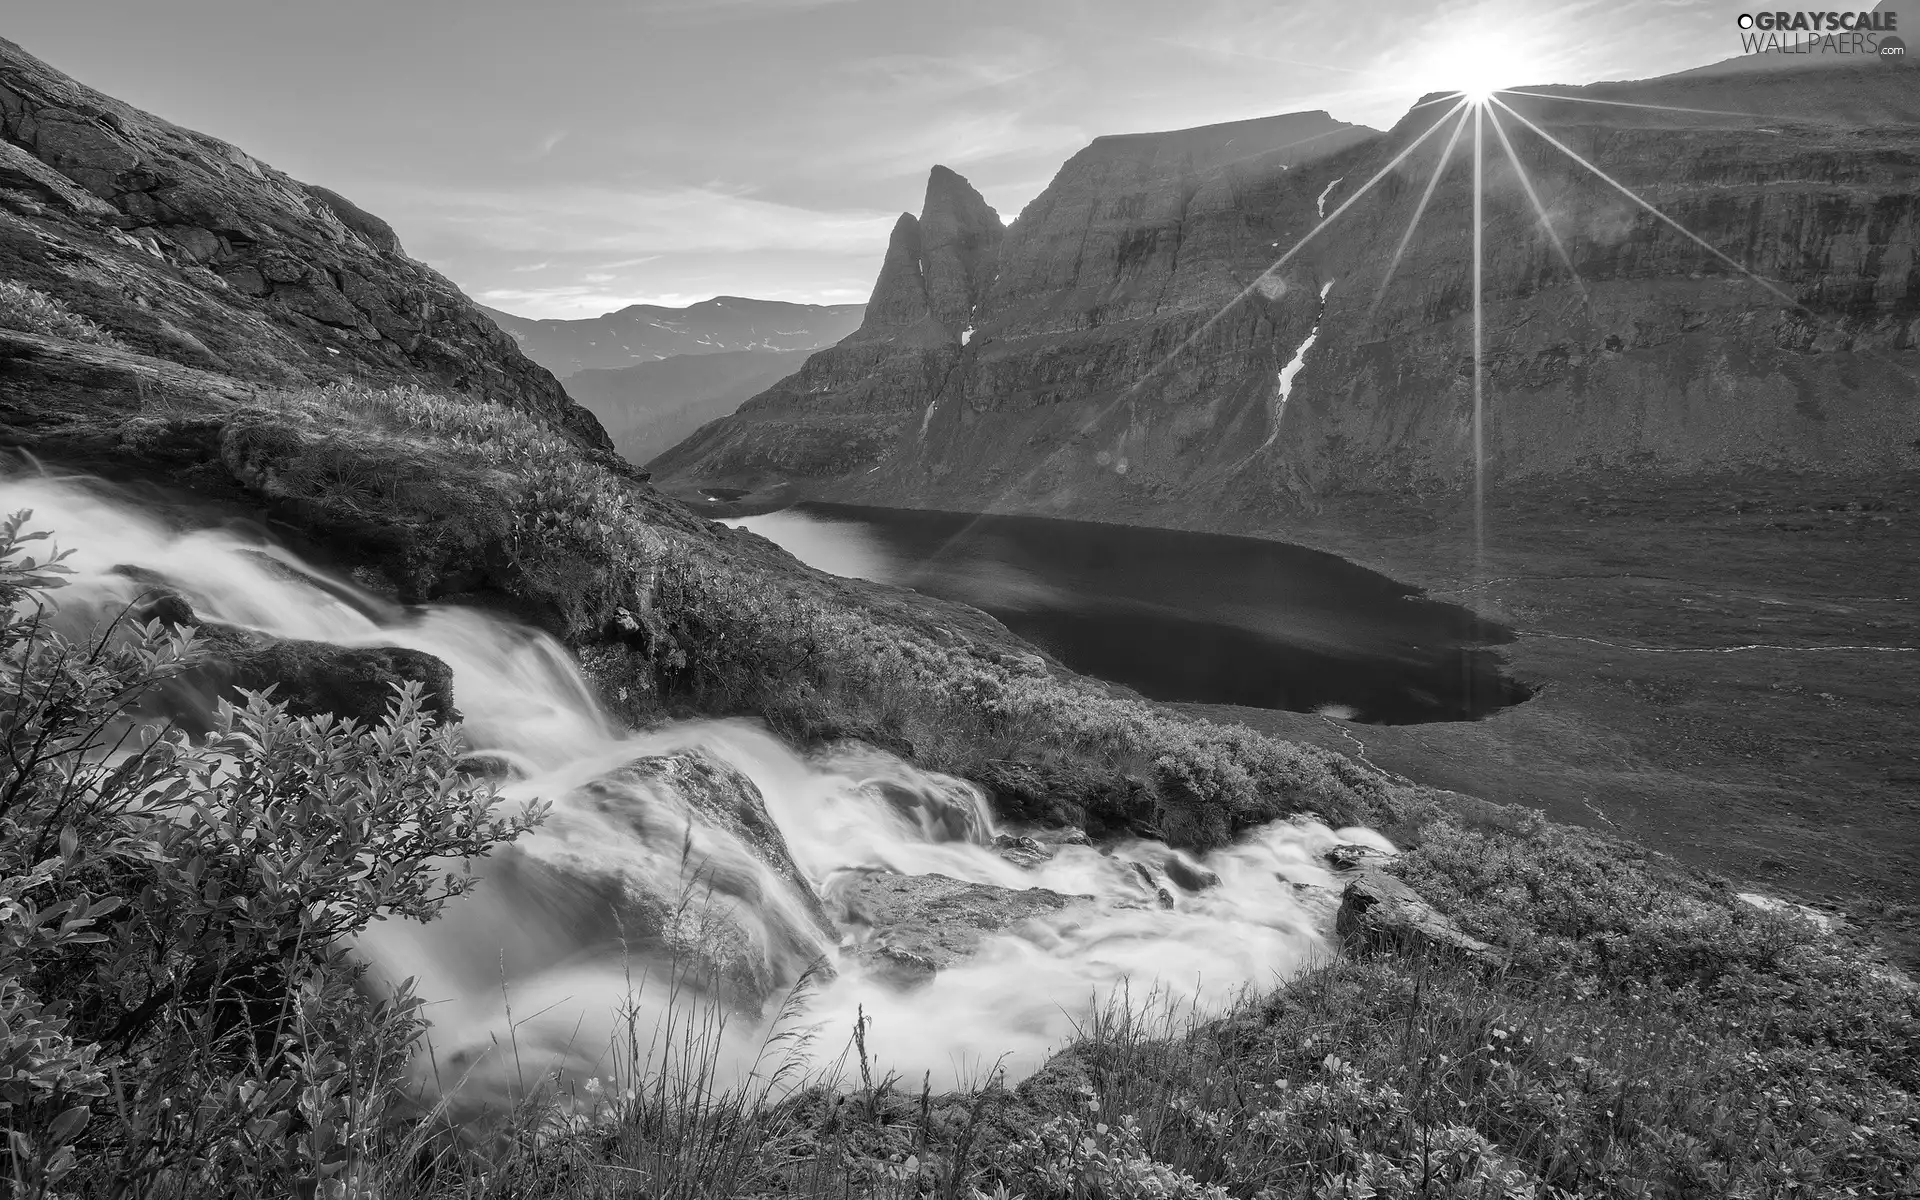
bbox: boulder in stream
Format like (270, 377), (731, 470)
(828, 871), (1087, 987)
(498, 748), (838, 1013)
(107, 564), (459, 727)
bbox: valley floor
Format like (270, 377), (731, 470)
(1179, 471), (1920, 968)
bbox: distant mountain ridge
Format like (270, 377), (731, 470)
(651, 108), (1378, 489)
(564, 348), (812, 466)
(482, 296), (865, 377)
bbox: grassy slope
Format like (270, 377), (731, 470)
(17, 377), (1387, 847)
(7, 372), (1917, 1196)
(1171, 472), (1920, 972)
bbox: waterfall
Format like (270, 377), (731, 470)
(0, 471), (1390, 1107)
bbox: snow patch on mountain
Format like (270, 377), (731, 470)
(1261, 280), (1334, 450)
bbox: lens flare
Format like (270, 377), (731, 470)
(1394, 20), (1547, 108)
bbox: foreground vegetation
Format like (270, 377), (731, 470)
(218, 383), (1386, 845)
(4, 381), (1916, 1197)
(0, 281), (124, 348)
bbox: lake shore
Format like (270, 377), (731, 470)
(1174, 470), (1920, 969)
(684, 468), (1919, 962)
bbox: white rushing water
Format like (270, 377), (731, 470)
(1, 474), (1391, 1105)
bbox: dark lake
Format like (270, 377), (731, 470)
(727, 502), (1532, 725)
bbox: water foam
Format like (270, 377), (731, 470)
(1, 473), (1388, 1101)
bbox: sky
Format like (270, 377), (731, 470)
(10, 0), (1752, 318)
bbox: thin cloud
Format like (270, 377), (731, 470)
(814, 110), (1090, 180)
(639, 0), (859, 25)
(839, 35), (1060, 102)
(361, 181), (897, 256)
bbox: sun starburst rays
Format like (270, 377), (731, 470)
(1367, 105), (1471, 324)
(1249, 95), (1471, 296)
(1485, 103), (1589, 306)
(949, 76), (1842, 585)
(1498, 87), (1782, 122)
(1471, 103), (1487, 568)
(1255, 80), (1817, 579)
(1488, 94), (1801, 310)
(1083, 95), (1472, 429)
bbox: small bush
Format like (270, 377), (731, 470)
(0, 281), (121, 347)
(0, 510), (542, 1197)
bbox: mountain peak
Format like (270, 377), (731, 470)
(480, 296), (867, 376)
(919, 166), (1002, 334)
(851, 212), (942, 343)
(849, 167), (1003, 345)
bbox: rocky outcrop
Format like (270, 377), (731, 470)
(653, 67), (1920, 521)
(0, 36), (608, 449)
(611, 750), (831, 932)
(920, 165), (1003, 335)
(200, 632), (459, 727)
(647, 166), (1003, 480)
(112, 568), (461, 729)
(860, 214), (942, 344)
(488, 750), (837, 1013)
(851, 167), (1001, 346)
(827, 870), (1082, 986)
(1330, 850), (1504, 967)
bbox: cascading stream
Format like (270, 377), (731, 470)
(1, 473), (1393, 1106)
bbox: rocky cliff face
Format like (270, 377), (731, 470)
(651, 165), (1001, 476)
(653, 69), (1920, 518)
(0, 37), (608, 448)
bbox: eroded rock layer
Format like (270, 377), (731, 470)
(654, 68), (1920, 517)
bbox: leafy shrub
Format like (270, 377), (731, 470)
(0, 511), (542, 1197)
(0, 281), (121, 347)
(1003, 1085), (1229, 1200)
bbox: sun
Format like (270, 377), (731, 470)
(1389, 20), (1549, 109)
(1447, 35), (1533, 103)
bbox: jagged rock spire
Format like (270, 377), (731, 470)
(853, 212), (938, 342)
(919, 164), (1002, 334)
(851, 166), (1001, 346)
